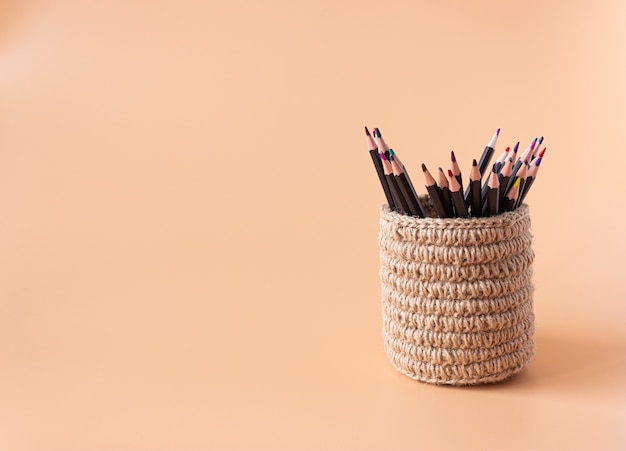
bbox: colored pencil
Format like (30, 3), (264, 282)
(508, 141), (520, 166)
(381, 151), (410, 214)
(390, 151), (425, 217)
(468, 159), (482, 217)
(531, 146), (546, 163)
(364, 127), (546, 218)
(373, 128), (391, 160)
(483, 164), (500, 217)
(518, 154), (543, 204)
(494, 146), (510, 173)
(511, 138), (537, 181)
(501, 178), (520, 212)
(531, 137), (544, 159)
(482, 146), (508, 200)
(450, 150), (464, 194)
(421, 163), (449, 218)
(498, 157), (514, 203)
(389, 148), (423, 215)
(465, 129), (499, 202)
(365, 127), (395, 210)
(447, 169), (469, 217)
(437, 167), (454, 218)
(512, 162), (529, 209)
(505, 158), (528, 200)
(478, 128), (500, 176)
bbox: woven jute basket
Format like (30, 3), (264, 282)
(379, 196), (535, 385)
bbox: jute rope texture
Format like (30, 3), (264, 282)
(379, 197), (535, 385)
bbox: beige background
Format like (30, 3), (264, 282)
(1, 0), (625, 450)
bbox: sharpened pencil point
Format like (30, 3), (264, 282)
(492, 164), (497, 173)
(513, 178), (521, 187)
(421, 163), (427, 172)
(364, 126), (370, 136)
(451, 150), (456, 162)
(513, 142), (519, 153)
(539, 147), (546, 158)
(497, 128), (500, 135)
(374, 128), (382, 138)
(379, 151), (388, 161)
(535, 157), (542, 166)
(472, 159), (478, 166)
(448, 169), (453, 177)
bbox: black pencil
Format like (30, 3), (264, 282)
(422, 163), (449, 218)
(389, 149), (424, 216)
(510, 138), (537, 181)
(436, 167), (454, 218)
(481, 147), (508, 201)
(483, 164), (500, 217)
(373, 127), (391, 161)
(447, 169), (468, 218)
(477, 128), (500, 176)
(500, 178), (521, 213)
(518, 154), (544, 204)
(505, 158), (528, 201)
(493, 146), (510, 174)
(365, 126), (395, 210)
(390, 151), (425, 217)
(531, 137), (544, 160)
(464, 129), (499, 202)
(468, 159), (482, 217)
(450, 150), (464, 194)
(381, 151), (410, 214)
(512, 162), (529, 209)
(508, 141), (520, 167)
(498, 157), (514, 203)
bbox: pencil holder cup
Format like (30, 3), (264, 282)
(379, 197), (535, 385)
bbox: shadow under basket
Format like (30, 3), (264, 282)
(379, 196), (535, 385)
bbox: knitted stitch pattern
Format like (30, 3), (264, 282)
(379, 198), (535, 385)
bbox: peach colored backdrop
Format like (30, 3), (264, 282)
(1, 0), (625, 449)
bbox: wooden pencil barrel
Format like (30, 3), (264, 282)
(379, 196), (535, 385)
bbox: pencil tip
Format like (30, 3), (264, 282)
(451, 150), (456, 162)
(496, 128), (500, 135)
(374, 128), (382, 138)
(513, 142), (520, 152)
(421, 163), (427, 172)
(539, 147), (546, 158)
(505, 147), (510, 152)
(535, 157), (542, 166)
(472, 159), (477, 166)
(492, 164), (497, 173)
(513, 178), (521, 187)
(448, 169), (453, 177)
(364, 126), (370, 136)
(379, 151), (388, 161)
(389, 149), (395, 156)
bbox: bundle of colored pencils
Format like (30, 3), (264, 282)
(365, 127), (545, 218)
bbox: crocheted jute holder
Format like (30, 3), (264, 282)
(379, 196), (535, 385)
